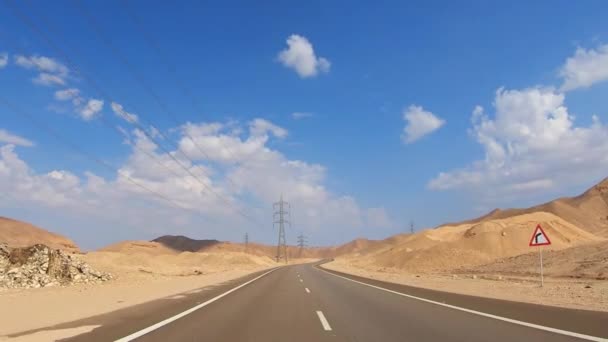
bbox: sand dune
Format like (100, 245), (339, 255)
(0, 217), (79, 253)
(444, 177), (608, 236)
(339, 212), (604, 273)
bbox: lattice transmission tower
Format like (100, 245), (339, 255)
(297, 233), (307, 258)
(273, 196), (290, 263)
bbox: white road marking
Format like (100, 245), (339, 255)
(114, 268), (279, 342)
(305, 287), (311, 293)
(316, 311), (332, 331)
(299, 279), (303, 283)
(319, 268), (607, 342)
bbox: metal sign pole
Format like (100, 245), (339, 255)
(539, 246), (544, 287)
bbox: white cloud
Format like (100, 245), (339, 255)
(14, 55), (69, 76)
(292, 112), (313, 120)
(33, 73), (65, 86)
(0, 129), (34, 147)
(111, 102), (139, 123)
(54, 88), (80, 101)
(0, 118), (392, 245)
(277, 34), (330, 78)
(15, 55), (69, 87)
(429, 87), (608, 199)
(79, 99), (104, 120)
(560, 44), (608, 91)
(249, 118), (288, 138)
(401, 105), (445, 143)
(0, 53), (8, 68)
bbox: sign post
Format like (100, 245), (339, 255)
(529, 224), (551, 287)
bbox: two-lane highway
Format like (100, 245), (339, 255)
(30, 262), (608, 341)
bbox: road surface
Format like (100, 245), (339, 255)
(12, 262), (608, 341)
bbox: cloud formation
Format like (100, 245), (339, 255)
(429, 87), (608, 198)
(0, 129), (34, 147)
(277, 34), (330, 78)
(54, 88), (80, 101)
(0, 119), (392, 245)
(560, 44), (608, 91)
(79, 99), (104, 120)
(15, 55), (69, 87)
(0, 53), (8, 68)
(401, 105), (445, 143)
(111, 102), (139, 124)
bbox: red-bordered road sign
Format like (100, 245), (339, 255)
(529, 224), (551, 246)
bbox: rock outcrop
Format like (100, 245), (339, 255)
(0, 244), (111, 289)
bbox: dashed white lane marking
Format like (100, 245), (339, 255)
(114, 268), (279, 342)
(316, 311), (332, 331)
(319, 268), (608, 342)
(305, 287), (311, 293)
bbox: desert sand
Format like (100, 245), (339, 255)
(1, 178), (607, 340)
(323, 178), (608, 312)
(0, 217), (79, 253)
(0, 235), (282, 339)
(321, 260), (608, 312)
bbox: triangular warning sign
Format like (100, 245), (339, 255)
(529, 224), (551, 246)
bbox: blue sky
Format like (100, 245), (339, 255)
(1, 1), (608, 250)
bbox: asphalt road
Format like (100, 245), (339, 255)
(16, 262), (607, 342)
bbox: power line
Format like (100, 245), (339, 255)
(0, 96), (209, 220)
(0, 18), (221, 216)
(273, 196), (290, 263)
(72, 0), (244, 177)
(118, 0), (245, 166)
(68, 0), (261, 225)
(5, 0), (262, 228)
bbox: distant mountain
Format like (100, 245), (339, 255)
(0, 216), (80, 253)
(152, 235), (221, 252)
(444, 177), (608, 237)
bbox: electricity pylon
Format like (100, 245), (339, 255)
(273, 196), (290, 263)
(410, 220), (415, 234)
(297, 233), (307, 257)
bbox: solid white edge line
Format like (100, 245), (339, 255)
(305, 287), (311, 293)
(114, 268), (279, 342)
(316, 311), (332, 331)
(318, 267), (607, 342)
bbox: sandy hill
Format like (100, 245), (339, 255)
(91, 239), (278, 278)
(99, 240), (178, 255)
(338, 212), (604, 273)
(0, 217), (79, 253)
(335, 178), (608, 276)
(445, 177), (608, 237)
(150, 235), (344, 259)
